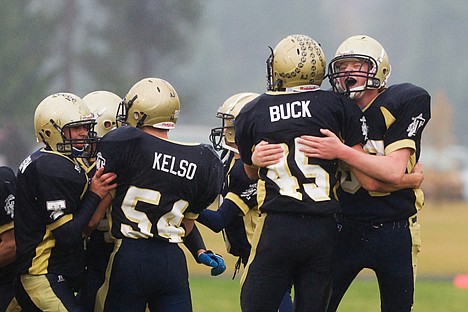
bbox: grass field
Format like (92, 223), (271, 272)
(185, 200), (468, 311)
(189, 277), (468, 311)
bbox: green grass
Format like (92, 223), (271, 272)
(185, 201), (468, 311)
(190, 276), (468, 311)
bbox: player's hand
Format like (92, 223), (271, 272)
(90, 167), (117, 199)
(198, 250), (226, 276)
(252, 140), (284, 167)
(410, 162), (424, 188)
(297, 129), (344, 160)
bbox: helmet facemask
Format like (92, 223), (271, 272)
(51, 119), (98, 158)
(209, 92), (259, 154)
(329, 55), (382, 98)
(209, 112), (237, 153)
(116, 95), (137, 128)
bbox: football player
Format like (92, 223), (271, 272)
(297, 35), (430, 312)
(0, 166), (18, 311)
(78, 90), (121, 312)
(199, 92), (293, 311)
(235, 34), (367, 312)
(13, 93), (117, 311)
(94, 78), (225, 312)
(253, 35), (430, 312)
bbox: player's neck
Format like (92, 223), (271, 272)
(141, 126), (169, 139)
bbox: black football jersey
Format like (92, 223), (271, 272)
(220, 151), (259, 262)
(0, 166), (16, 281)
(337, 83), (431, 221)
(15, 149), (90, 276)
(96, 126), (223, 243)
(235, 89), (366, 215)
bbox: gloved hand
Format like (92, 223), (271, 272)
(198, 250), (226, 276)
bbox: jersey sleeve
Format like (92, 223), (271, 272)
(96, 127), (138, 174)
(384, 88), (431, 156)
(234, 105), (256, 166)
(224, 160), (257, 215)
(188, 145), (224, 214)
(34, 157), (86, 227)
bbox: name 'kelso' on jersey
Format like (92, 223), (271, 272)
(96, 126), (223, 242)
(152, 152), (198, 180)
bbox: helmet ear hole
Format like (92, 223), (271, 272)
(44, 130), (51, 138)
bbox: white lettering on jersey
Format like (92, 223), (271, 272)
(152, 152), (197, 180)
(47, 200), (66, 220)
(407, 113), (425, 137)
(269, 100), (311, 122)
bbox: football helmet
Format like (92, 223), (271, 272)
(267, 34), (326, 91)
(116, 78), (180, 129)
(83, 90), (121, 137)
(34, 92), (97, 157)
(328, 35), (391, 97)
(209, 92), (259, 153)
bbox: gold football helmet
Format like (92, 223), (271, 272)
(34, 92), (97, 157)
(83, 91), (121, 137)
(116, 78), (180, 129)
(328, 35), (391, 96)
(267, 34), (326, 91)
(209, 92), (259, 153)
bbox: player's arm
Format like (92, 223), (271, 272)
(349, 154), (424, 192)
(253, 137), (422, 191)
(52, 168), (117, 247)
(297, 129), (410, 185)
(183, 222), (226, 276)
(197, 199), (241, 233)
(84, 192), (113, 237)
(0, 228), (16, 267)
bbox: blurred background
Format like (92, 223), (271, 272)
(2, 0), (468, 281)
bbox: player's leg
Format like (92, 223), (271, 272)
(327, 222), (367, 312)
(78, 229), (114, 311)
(278, 283), (294, 312)
(95, 239), (147, 312)
(14, 274), (81, 311)
(375, 224), (414, 312)
(292, 215), (336, 312)
(0, 277), (15, 311)
(409, 215), (421, 283)
(240, 213), (294, 312)
(147, 243), (192, 312)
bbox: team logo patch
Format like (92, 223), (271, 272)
(241, 183), (257, 201)
(407, 113), (425, 137)
(19, 156), (32, 174)
(96, 152), (106, 169)
(360, 116), (369, 141)
(47, 200), (66, 220)
(4, 194), (14, 218)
